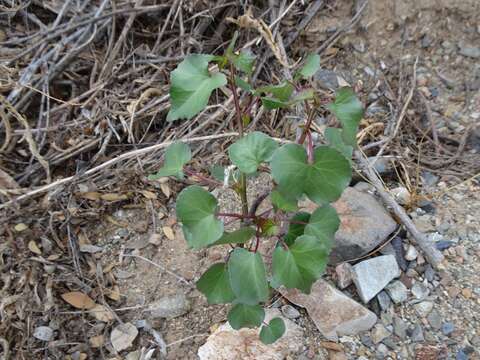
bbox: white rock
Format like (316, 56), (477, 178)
(198, 309), (303, 360)
(404, 245), (418, 261)
(33, 326), (54, 341)
(279, 280), (377, 341)
(391, 187), (411, 205)
(351, 255), (401, 303)
(110, 322), (138, 352)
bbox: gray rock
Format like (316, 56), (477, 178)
(393, 317), (408, 339)
(331, 188), (397, 262)
(409, 324), (424, 342)
(314, 69), (339, 90)
(385, 281), (408, 304)
(377, 343), (389, 355)
(424, 265), (435, 282)
(198, 309), (304, 360)
(427, 310), (442, 330)
(391, 187), (411, 206)
(335, 262), (353, 289)
(147, 293), (191, 319)
(371, 324), (391, 344)
(279, 279), (377, 341)
(367, 156), (394, 174)
(352, 255), (401, 303)
(411, 282), (429, 300)
(413, 301), (434, 317)
(281, 304), (300, 319)
(459, 45), (480, 58)
(441, 322), (455, 336)
(377, 291), (392, 311)
(33, 326), (54, 341)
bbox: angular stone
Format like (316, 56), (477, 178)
(411, 282), (429, 300)
(393, 317), (408, 339)
(281, 304), (300, 319)
(147, 293), (191, 319)
(335, 262), (353, 289)
(371, 324), (391, 344)
(427, 310), (442, 330)
(377, 291), (392, 311)
(351, 255), (401, 303)
(331, 187), (397, 262)
(198, 309), (303, 360)
(385, 281), (408, 304)
(280, 280), (377, 341)
(413, 301), (434, 317)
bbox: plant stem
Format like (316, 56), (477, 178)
(183, 168), (223, 187)
(228, 64), (249, 219)
(298, 106), (315, 145)
(217, 212), (255, 219)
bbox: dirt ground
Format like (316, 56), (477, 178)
(1, 0), (479, 359)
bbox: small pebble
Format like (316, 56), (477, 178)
(435, 240), (454, 250)
(441, 322), (455, 336)
(281, 304), (300, 319)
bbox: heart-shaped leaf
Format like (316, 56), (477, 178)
(167, 54), (227, 121)
(230, 51), (255, 75)
(260, 317), (286, 344)
(228, 132), (278, 174)
(228, 304), (265, 330)
(327, 87), (363, 147)
(272, 235), (329, 293)
(228, 248), (269, 305)
(212, 227), (255, 246)
(325, 127), (353, 160)
(196, 263), (235, 304)
(271, 188), (298, 212)
(148, 142), (191, 180)
(284, 212), (310, 246)
(304, 204), (340, 249)
(176, 185), (223, 248)
(256, 82), (294, 102)
(261, 96), (289, 109)
(270, 143), (351, 205)
(296, 53), (320, 80)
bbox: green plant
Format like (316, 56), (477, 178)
(149, 33), (363, 344)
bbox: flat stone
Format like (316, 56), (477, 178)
(441, 322), (455, 336)
(371, 324), (391, 344)
(409, 324), (424, 342)
(404, 245), (418, 261)
(281, 304), (300, 319)
(385, 281), (408, 304)
(413, 301), (434, 317)
(393, 317), (408, 339)
(459, 45), (480, 58)
(279, 279), (377, 341)
(198, 309), (303, 360)
(331, 187), (397, 262)
(427, 310), (442, 330)
(314, 69), (340, 90)
(377, 291), (392, 311)
(352, 255), (401, 303)
(147, 293), (191, 319)
(411, 282), (429, 300)
(335, 262), (353, 289)
(33, 326), (54, 341)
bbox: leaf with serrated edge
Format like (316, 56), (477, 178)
(327, 87), (363, 147)
(176, 185), (223, 248)
(228, 304), (265, 330)
(270, 143), (351, 205)
(167, 55), (227, 121)
(228, 132), (278, 174)
(228, 248), (269, 305)
(149, 142), (191, 179)
(260, 318), (286, 344)
(196, 263), (236, 304)
(272, 235), (329, 293)
(212, 227), (255, 246)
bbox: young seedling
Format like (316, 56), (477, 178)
(149, 33), (363, 344)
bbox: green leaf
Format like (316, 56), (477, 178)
(304, 204), (340, 251)
(228, 248), (269, 305)
(271, 189), (298, 212)
(261, 96), (289, 110)
(176, 185), (224, 248)
(167, 54), (227, 121)
(270, 143), (352, 205)
(148, 142), (191, 180)
(325, 127), (353, 160)
(231, 51), (255, 75)
(327, 87), (363, 147)
(196, 263), (235, 304)
(235, 76), (253, 92)
(260, 318), (286, 344)
(228, 304), (265, 330)
(212, 227), (255, 246)
(290, 89), (315, 103)
(228, 132), (278, 174)
(296, 54), (320, 80)
(257, 82), (294, 102)
(272, 235), (329, 293)
(284, 212), (310, 246)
